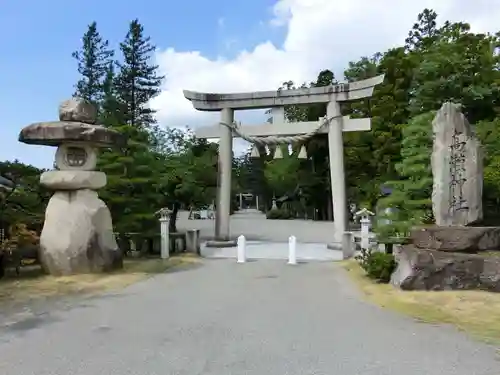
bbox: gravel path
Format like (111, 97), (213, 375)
(0, 259), (498, 375)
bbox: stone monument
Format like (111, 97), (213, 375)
(410, 103), (500, 252)
(391, 103), (500, 291)
(431, 102), (483, 226)
(19, 98), (125, 275)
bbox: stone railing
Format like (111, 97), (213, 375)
(115, 231), (189, 256)
(351, 208), (410, 254)
(155, 208), (202, 259)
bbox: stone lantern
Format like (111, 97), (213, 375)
(354, 208), (375, 250)
(155, 207), (172, 259)
(18, 98), (126, 275)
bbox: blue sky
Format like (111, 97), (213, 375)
(2, 0), (497, 169)
(0, 0), (282, 168)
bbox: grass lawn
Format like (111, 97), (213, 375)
(341, 260), (500, 346)
(0, 254), (201, 306)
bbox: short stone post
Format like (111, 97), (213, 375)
(237, 235), (246, 263)
(157, 208), (172, 259)
(288, 235), (297, 265)
(271, 197), (278, 210)
(342, 232), (355, 260)
(186, 229), (201, 255)
(354, 208), (374, 250)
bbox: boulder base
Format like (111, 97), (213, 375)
(391, 245), (500, 292)
(411, 226), (500, 253)
(40, 189), (122, 275)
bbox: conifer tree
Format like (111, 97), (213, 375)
(98, 20), (165, 237)
(376, 111), (434, 238)
(72, 22), (114, 107)
(115, 19), (164, 130)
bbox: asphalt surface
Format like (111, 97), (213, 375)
(201, 240), (344, 261)
(0, 259), (499, 375)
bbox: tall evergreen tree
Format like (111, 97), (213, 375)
(100, 62), (125, 126)
(376, 112), (434, 238)
(99, 62), (161, 235)
(72, 22), (114, 106)
(115, 19), (164, 130)
(98, 20), (165, 238)
(404, 9), (440, 52)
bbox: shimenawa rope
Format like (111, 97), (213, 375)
(219, 114), (343, 145)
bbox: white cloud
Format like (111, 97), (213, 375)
(151, 0), (500, 153)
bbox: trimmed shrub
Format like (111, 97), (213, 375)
(355, 248), (397, 283)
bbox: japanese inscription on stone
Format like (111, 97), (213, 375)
(431, 102), (483, 226)
(448, 129), (469, 215)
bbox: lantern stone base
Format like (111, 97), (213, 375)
(40, 189), (122, 275)
(40, 170), (106, 190)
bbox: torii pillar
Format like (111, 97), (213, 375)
(184, 75), (384, 247)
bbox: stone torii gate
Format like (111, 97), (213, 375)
(183, 74), (384, 247)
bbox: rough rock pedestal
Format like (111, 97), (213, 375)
(19, 98), (125, 275)
(411, 226), (500, 253)
(431, 102), (483, 226)
(391, 245), (500, 292)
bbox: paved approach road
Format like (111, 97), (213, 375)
(0, 260), (498, 375)
(176, 209), (347, 243)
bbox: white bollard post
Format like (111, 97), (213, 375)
(237, 235), (246, 263)
(288, 235), (297, 265)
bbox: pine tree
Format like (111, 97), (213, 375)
(72, 22), (114, 106)
(376, 111), (434, 238)
(99, 64), (161, 235)
(115, 19), (164, 130)
(98, 20), (165, 238)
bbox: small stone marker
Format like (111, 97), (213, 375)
(342, 232), (355, 260)
(186, 229), (201, 255)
